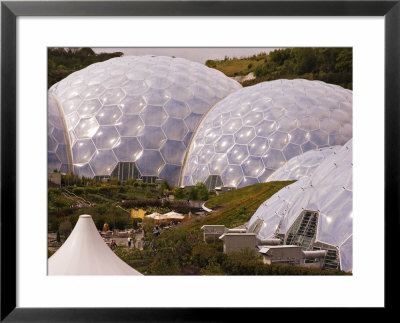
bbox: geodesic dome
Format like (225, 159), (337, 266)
(181, 79), (352, 189)
(267, 145), (342, 182)
(247, 139), (353, 272)
(47, 55), (241, 185)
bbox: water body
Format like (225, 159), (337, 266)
(93, 47), (278, 64)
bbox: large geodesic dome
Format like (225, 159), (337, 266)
(181, 79), (352, 189)
(47, 55), (241, 185)
(247, 139), (353, 272)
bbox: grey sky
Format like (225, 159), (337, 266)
(93, 47), (278, 64)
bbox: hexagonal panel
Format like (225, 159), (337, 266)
(48, 152), (61, 172)
(184, 113), (203, 132)
(52, 128), (65, 144)
(187, 96), (211, 114)
(269, 131), (289, 149)
(183, 131), (193, 148)
(243, 111), (264, 126)
(222, 118), (243, 134)
(160, 140), (186, 165)
(167, 85), (193, 102)
(168, 72), (194, 87)
(96, 105), (122, 126)
(61, 96), (82, 115)
(100, 88), (126, 105)
(197, 145), (215, 165)
(162, 118), (188, 141)
(140, 105), (168, 126)
(158, 164), (182, 186)
(214, 135), (235, 153)
(255, 120), (277, 137)
(310, 129), (329, 146)
(74, 163), (95, 179)
(143, 88), (171, 106)
(102, 75), (128, 89)
(48, 134), (58, 153)
(242, 156), (264, 177)
(136, 150), (165, 176)
(123, 80), (149, 96)
(283, 143), (302, 161)
(190, 83), (215, 103)
(65, 111), (80, 131)
(227, 144), (249, 165)
(164, 99), (190, 119)
(301, 141), (317, 152)
(234, 126), (255, 144)
(92, 126), (120, 149)
(138, 126), (166, 149)
(116, 115), (144, 137)
(238, 177), (259, 188)
(209, 153), (228, 175)
(212, 112), (231, 127)
(77, 99), (102, 118)
(248, 136), (269, 156)
(146, 75), (172, 89)
(320, 118), (341, 134)
(74, 117), (99, 139)
(56, 144), (69, 164)
(80, 84), (106, 100)
(289, 128), (309, 145)
(72, 139), (96, 165)
(222, 165), (244, 187)
(277, 116), (298, 132)
(89, 150), (118, 176)
(113, 137), (143, 162)
(204, 127), (222, 145)
(262, 149), (286, 170)
(118, 95), (147, 115)
(299, 116), (319, 131)
(192, 165), (210, 184)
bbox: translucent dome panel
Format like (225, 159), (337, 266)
(182, 79), (352, 188)
(47, 93), (71, 173)
(48, 55), (241, 185)
(268, 146), (342, 181)
(247, 139), (353, 271)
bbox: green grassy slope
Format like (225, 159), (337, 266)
(186, 181), (294, 230)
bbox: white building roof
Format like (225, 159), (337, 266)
(48, 214), (142, 275)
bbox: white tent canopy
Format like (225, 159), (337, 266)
(164, 211), (185, 220)
(48, 214), (142, 275)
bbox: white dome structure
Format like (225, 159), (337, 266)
(247, 139), (353, 272)
(48, 55), (241, 186)
(48, 214), (142, 275)
(181, 79), (352, 189)
(267, 145), (342, 182)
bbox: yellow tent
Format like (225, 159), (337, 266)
(131, 209), (146, 219)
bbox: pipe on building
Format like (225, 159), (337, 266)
(257, 238), (281, 246)
(227, 229), (247, 233)
(302, 250), (327, 259)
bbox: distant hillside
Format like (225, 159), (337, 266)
(48, 47), (123, 88)
(206, 48), (352, 90)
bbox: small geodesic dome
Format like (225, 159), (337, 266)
(47, 55), (241, 186)
(181, 79), (352, 189)
(247, 139), (353, 272)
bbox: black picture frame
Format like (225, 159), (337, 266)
(1, 0), (398, 321)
